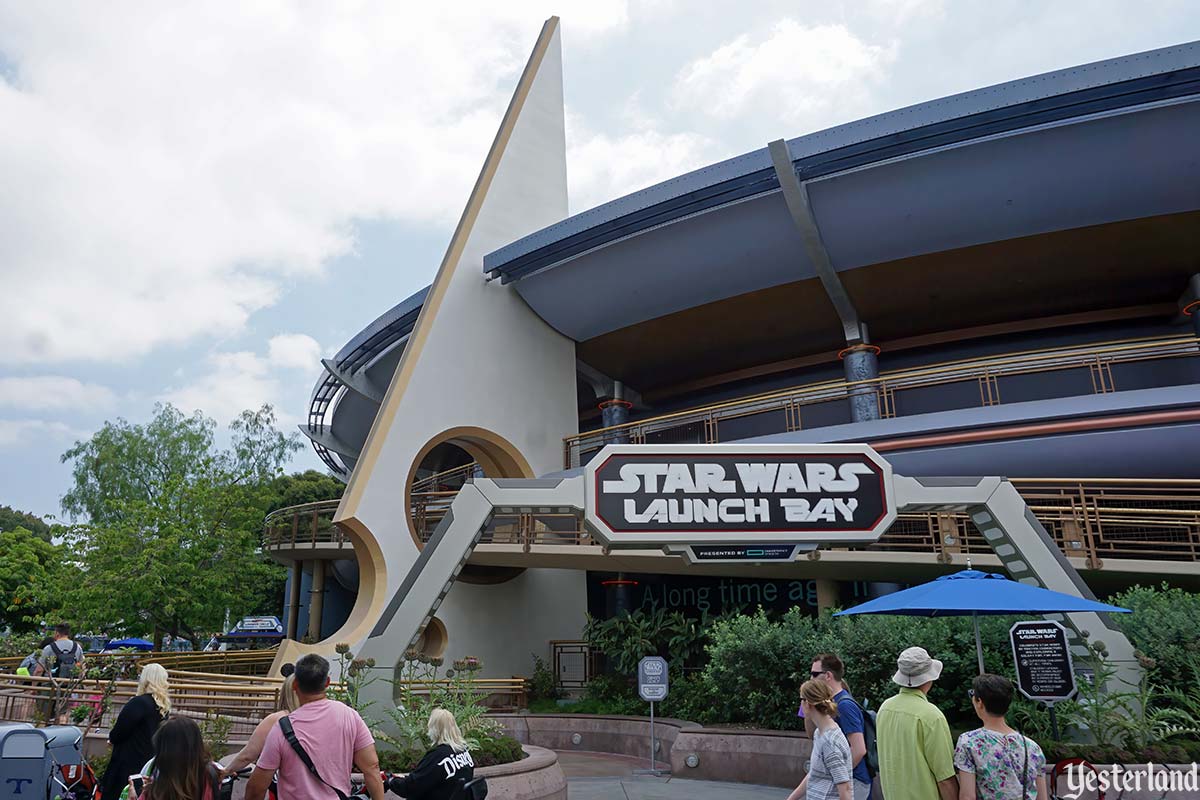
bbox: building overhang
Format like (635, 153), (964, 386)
(484, 41), (1200, 343)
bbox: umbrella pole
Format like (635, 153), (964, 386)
(973, 613), (985, 674)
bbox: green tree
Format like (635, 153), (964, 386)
(0, 526), (65, 631)
(0, 506), (52, 542)
(59, 403), (302, 646)
(265, 469), (344, 514)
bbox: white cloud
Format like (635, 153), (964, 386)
(0, 419), (88, 448)
(267, 334), (323, 372)
(566, 110), (719, 211)
(0, 375), (117, 410)
(865, 0), (946, 24)
(671, 21), (897, 128)
(0, 2), (630, 366)
(160, 351), (282, 426)
(159, 332), (324, 424)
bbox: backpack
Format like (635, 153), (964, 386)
(854, 699), (880, 778)
(18, 652), (39, 674)
(51, 641), (81, 678)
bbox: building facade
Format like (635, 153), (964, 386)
(264, 21), (1200, 682)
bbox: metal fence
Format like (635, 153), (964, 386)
(563, 334), (1200, 469)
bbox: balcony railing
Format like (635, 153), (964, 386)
(264, 499), (348, 550)
(563, 334), (1200, 469)
(265, 478), (1200, 567)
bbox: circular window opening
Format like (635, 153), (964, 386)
(413, 616), (448, 660)
(409, 443), (481, 544)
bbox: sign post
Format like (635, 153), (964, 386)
(636, 656), (669, 776)
(1010, 620), (1077, 740)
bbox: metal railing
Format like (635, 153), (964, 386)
(563, 334), (1200, 468)
(0, 648), (279, 677)
(265, 478), (1200, 567)
(264, 499), (349, 550)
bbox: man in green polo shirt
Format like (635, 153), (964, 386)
(876, 646), (957, 800)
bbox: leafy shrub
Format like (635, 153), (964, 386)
(584, 606), (731, 675)
(573, 585), (1200, 754)
(1111, 584), (1200, 688)
(377, 735), (524, 772)
(378, 745), (426, 773)
(526, 654), (562, 703)
(474, 735), (525, 767)
(199, 713), (234, 759)
(376, 651), (521, 771)
(87, 751), (111, 779)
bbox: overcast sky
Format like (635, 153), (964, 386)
(2, 1), (1198, 519)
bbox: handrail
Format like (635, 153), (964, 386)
(263, 478), (1200, 566)
(411, 461), (481, 494)
(563, 333), (1200, 467)
(264, 498), (342, 529)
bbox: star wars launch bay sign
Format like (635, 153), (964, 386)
(583, 444), (896, 547)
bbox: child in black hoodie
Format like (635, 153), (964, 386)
(387, 709), (477, 800)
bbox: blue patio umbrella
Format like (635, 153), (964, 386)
(105, 637), (154, 651)
(833, 569), (1131, 673)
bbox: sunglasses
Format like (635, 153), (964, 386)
(811, 670), (827, 679)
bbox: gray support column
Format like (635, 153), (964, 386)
(287, 561), (302, 640)
(599, 400), (631, 444)
(814, 579), (840, 613)
(308, 560), (326, 642)
(841, 344), (881, 422)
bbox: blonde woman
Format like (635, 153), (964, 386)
(100, 663), (171, 800)
(788, 680), (853, 800)
(221, 663), (301, 776)
(386, 708), (476, 799)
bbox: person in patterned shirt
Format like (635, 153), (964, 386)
(788, 680), (853, 800)
(954, 674), (1047, 800)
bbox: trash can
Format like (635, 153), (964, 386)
(0, 722), (50, 800)
(42, 725), (83, 767)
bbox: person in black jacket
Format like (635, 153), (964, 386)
(100, 663), (171, 800)
(387, 708), (476, 800)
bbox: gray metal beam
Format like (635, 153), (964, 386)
(768, 139), (865, 345)
(576, 359), (644, 407)
(321, 358), (385, 405)
(297, 425), (361, 460)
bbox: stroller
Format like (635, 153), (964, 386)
(0, 722), (97, 800)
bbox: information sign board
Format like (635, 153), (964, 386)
(638, 656), (669, 702)
(1010, 620), (1077, 703)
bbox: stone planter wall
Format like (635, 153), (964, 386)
(671, 726), (811, 787)
(497, 712), (697, 764)
(495, 713), (811, 788)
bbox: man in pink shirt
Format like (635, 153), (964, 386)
(246, 654), (384, 800)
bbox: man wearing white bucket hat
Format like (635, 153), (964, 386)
(876, 647), (957, 800)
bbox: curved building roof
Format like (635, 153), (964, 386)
(486, 41), (1200, 341)
(305, 40), (1200, 475)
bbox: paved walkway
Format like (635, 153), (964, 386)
(558, 751), (790, 799)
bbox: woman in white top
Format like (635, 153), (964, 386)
(788, 679), (853, 800)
